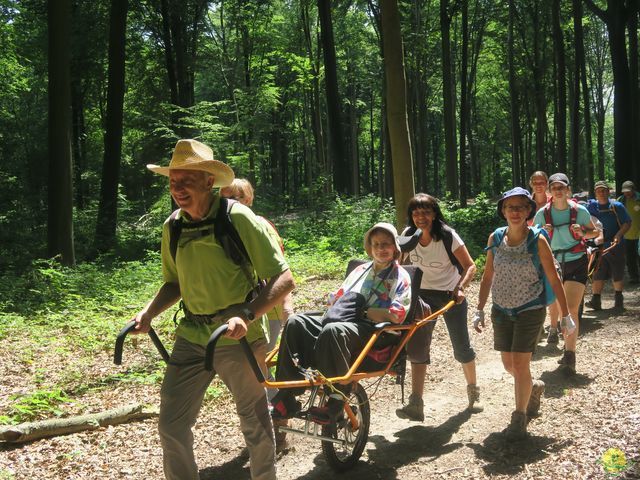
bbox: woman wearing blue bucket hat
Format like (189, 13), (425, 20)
(474, 187), (574, 439)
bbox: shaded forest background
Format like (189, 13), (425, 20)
(1, 0), (639, 270)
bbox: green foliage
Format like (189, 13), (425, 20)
(441, 193), (502, 261)
(282, 194), (396, 257)
(0, 469), (15, 480)
(2, 389), (72, 425)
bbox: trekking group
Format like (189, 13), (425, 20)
(128, 139), (636, 479)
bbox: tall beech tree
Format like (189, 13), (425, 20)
(552, 0), (567, 173)
(440, 0), (458, 198)
(318, 0), (349, 194)
(381, 0), (415, 227)
(95, 0), (129, 252)
(584, 0), (634, 190)
(48, 0), (75, 266)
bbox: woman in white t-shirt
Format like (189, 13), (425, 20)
(396, 193), (482, 422)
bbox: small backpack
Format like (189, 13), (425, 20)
(487, 226), (557, 312)
(542, 200), (586, 255)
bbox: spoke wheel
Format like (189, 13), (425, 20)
(321, 383), (370, 472)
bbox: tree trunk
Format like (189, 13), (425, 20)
(584, 0), (634, 191)
(348, 62), (360, 195)
(48, 0), (75, 266)
(574, 0), (594, 191)
(71, 79), (86, 211)
(507, 0), (521, 186)
(628, 0), (640, 184)
(459, 0), (469, 206)
(552, 0), (567, 172)
(301, 1), (326, 197)
(0, 404), (157, 444)
(96, 0), (128, 253)
(571, 6), (581, 183)
(440, 0), (458, 199)
(381, 0), (415, 227)
(317, 0), (349, 194)
(531, 4), (547, 172)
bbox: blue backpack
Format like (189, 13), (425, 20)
(487, 226), (556, 315)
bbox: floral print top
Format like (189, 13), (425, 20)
(328, 260), (412, 323)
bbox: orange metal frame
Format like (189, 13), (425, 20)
(261, 300), (455, 390)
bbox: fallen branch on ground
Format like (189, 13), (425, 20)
(0, 403), (158, 443)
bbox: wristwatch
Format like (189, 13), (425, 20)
(242, 307), (255, 322)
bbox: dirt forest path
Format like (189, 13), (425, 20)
(1, 281), (639, 479)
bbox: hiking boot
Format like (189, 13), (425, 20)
(613, 291), (624, 312)
(585, 294), (601, 311)
(546, 327), (559, 345)
(270, 391), (301, 420)
(557, 350), (576, 375)
(395, 393), (424, 422)
(467, 384), (484, 413)
(526, 380), (545, 418)
(502, 411), (528, 440)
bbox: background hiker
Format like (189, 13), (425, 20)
(220, 177), (295, 453)
(396, 193), (482, 423)
(128, 139), (295, 480)
(586, 181), (631, 312)
(617, 180), (640, 285)
(532, 173), (597, 372)
(220, 178), (294, 358)
(529, 171), (551, 216)
(271, 223), (411, 425)
(475, 187), (573, 439)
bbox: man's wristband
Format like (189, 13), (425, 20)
(242, 307), (255, 322)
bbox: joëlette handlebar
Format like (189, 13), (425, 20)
(114, 320), (171, 365)
(204, 324), (265, 383)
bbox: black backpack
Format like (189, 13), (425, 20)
(168, 197), (259, 287)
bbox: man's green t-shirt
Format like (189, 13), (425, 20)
(161, 194), (289, 347)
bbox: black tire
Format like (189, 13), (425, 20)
(321, 383), (370, 472)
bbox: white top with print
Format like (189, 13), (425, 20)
(408, 229), (463, 291)
(492, 233), (543, 310)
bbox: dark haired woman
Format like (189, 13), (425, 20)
(396, 193), (482, 422)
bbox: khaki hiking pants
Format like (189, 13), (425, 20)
(158, 336), (276, 480)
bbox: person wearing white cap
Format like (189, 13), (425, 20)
(270, 222), (412, 425)
(127, 139), (295, 480)
(617, 180), (640, 284)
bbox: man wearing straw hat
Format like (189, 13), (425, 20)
(128, 139), (295, 480)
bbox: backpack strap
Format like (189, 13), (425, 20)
(169, 209), (183, 263)
(167, 198), (257, 288)
(543, 202), (553, 239)
(485, 226), (507, 252)
(441, 225), (464, 274)
(610, 202), (622, 228)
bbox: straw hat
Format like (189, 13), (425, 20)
(147, 139), (235, 187)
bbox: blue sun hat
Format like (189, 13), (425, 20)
(497, 187), (537, 220)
